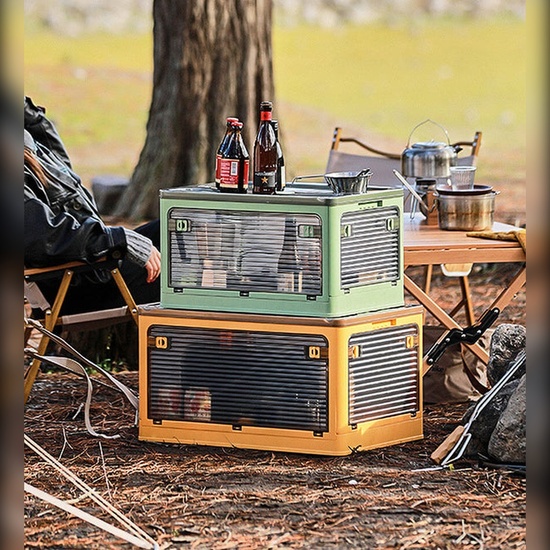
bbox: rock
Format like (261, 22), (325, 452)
(463, 378), (520, 457)
(488, 373), (526, 463)
(91, 175), (129, 216)
(487, 324), (526, 386)
(460, 324), (526, 459)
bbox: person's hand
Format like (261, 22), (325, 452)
(145, 246), (161, 283)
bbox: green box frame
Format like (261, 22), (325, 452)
(160, 184), (404, 317)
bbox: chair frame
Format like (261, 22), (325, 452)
(331, 127), (401, 159)
(24, 258), (139, 403)
(331, 126), (482, 161)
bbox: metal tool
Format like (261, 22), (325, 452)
(424, 307), (500, 370)
(392, 169), (428, 207)
(431, 348), (526, 466)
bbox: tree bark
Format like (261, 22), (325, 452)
(116, 0), (274, 221)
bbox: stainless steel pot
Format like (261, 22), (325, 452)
(292, 169), (372, 195)
(401, 120), (461, 179)
(435, 190), (498, 231)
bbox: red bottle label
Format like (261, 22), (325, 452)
(219, 158), (249, 190)
(260, 111), (272, 121)
(215, 154), (222, 184)
(242, 160), (250, 187)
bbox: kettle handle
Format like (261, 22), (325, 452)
(406, 119), (451, 146)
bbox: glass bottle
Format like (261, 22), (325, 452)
(271, 119), (286, 192)
(277, 216), (302, 292)
(215, 116), (239, 189)
(218, 120), (249, 193)
(252, 101), (278, 194)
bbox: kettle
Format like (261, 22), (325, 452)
(401, 119), (462, 179)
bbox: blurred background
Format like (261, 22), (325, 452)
(23, 0), (526, 225)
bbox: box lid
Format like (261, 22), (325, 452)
(160, 183), (403, 206)
(139, 303), (422, 327)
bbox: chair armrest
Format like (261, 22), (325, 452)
(338, 137), (401, 159)
(24, 257), (120, 282)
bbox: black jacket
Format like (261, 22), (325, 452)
(24, 96), (127, 269)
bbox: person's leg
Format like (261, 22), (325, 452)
(36, 271), (123, 316)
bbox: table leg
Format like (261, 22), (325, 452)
(404, 274), (490, 365)
(447, 276), (475, 326)
(485, 266), (526, 314)
(424, 265), (433, 294)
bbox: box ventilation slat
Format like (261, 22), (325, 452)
(349, 323), (419, 424)
(148, 325), (329, 432)
(168, 209), (322, 295)
(340, 207), (400, 289)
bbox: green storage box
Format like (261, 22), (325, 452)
(160, 183), (404, 317)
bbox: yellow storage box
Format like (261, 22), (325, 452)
(138, 304), (424, 456)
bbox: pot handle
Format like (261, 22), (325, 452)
(406, 118), (451, 146)
(291, 174), (326, 184)
(392, 169), (430, 209)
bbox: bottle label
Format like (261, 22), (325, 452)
(215, 153), (222, 184)
(260, 111), (272, 121)
(219, 159), (239, 188)
(277, 165), (286, 191)
(183, 387), (211, 421)
(253, 171), (277, 194)
(219, 158), (248, 190)
(242, 160), (250, 189)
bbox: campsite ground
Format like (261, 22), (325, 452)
(24, 257), (526, 549)
(24, 369), (525, 549)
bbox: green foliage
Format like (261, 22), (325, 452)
(273, 17), (525, 149)
(24, 17), (525, 201)
(24, 30), (153, 179)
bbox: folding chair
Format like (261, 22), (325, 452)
(327, 126), (483, 324)
(327, 127), (400, 179)
(24, 258), (139, 404)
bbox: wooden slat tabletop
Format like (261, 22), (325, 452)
(403, 218), (525, 265)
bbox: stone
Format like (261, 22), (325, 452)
(463, 379), (520, 458)
(488, 373), (526, 463)
(91, 175), (129, 216)
(460, 324), (526, 459)
(487, 324), (526, 386)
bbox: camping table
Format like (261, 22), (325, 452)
(403, 217), (526, 366)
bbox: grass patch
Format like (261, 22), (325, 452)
(24, 16), (525, 218)
(273, 17), (525, 149)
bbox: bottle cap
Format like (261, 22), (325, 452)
(260, 101), (273, 111)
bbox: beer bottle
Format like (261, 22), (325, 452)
(215, 116), (239, 189)
(271, 119), (286, 192)
(218, 120), (249, 193)
(252, 101), (278, 194)
(277, 216), (303, 292)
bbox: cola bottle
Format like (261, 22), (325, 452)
(218, 120), (249, 193)
(215, 116), (239, 189)
(271, 119), (286, 192)
(252, 101), (278, 194)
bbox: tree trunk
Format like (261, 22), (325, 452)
(116, 0), (274, 221)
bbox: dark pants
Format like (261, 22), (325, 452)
(37, 220), (161, 315)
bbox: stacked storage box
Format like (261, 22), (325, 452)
(138, 183), (424, 455)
